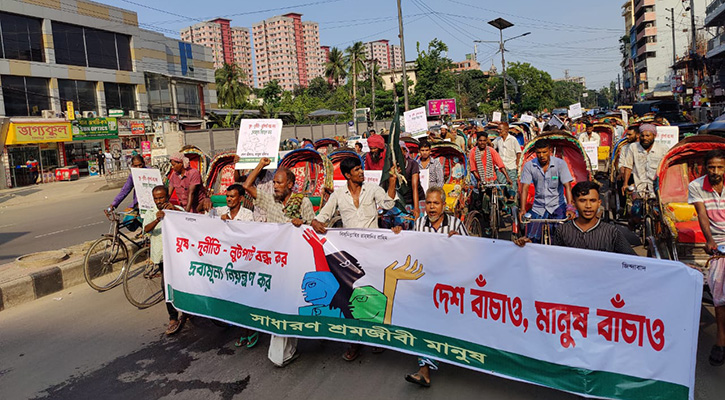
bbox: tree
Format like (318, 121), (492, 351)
(344, 41), (367, 113)
(552, 80), (586, 108)
(505, 62), (554, 113)
(214, 63), (249, 109)
(325, 47), (347, 88)
(307, 76), (332, 99)
(413, 39), (455, 107)
(261, 80), (282, 108)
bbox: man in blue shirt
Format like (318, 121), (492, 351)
(518, 139), (575, 242)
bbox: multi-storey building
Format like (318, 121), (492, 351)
(0, 0), (216, 188)
(181, 19), (253, 87)
(705, 0), (725, 102)
(320, 46), (331, 84)
(554, 70), (587, 88)
(621, 1), (637, 103)
(364, 40), (403, 70)
(628, 0), (707, 98)
(252, 13), (324, 90)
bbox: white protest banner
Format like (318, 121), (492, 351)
(568, 103), (583, 120)
(655, 126), (680, 150)
(419, 169), (430, 194)
(520, 114), (535, 124)
(582, 142), (599, 171)
(492, 112), (502, 122)
(235, 119), (283, 170)
(404, 107), (428, 134)
(163, 212), (701, 400)
(130, 168), (163, 211)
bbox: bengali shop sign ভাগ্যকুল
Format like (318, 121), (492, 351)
(161, 212), (702, 400)
(235, 119), (283, 170)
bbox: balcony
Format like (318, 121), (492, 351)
(707, 31), (725, 58)
(705, 0), (725, 27)
(634, 0), (655, 14)
(636, 26), (657, 42)
(635, 11), (657, 27)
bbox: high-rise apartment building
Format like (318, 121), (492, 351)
(252, 13), (324, 90)
(364, 40), (403, 70)
(181, 19), (253, 87)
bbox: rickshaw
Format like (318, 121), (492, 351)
(204, 151), (241, 208)
(601, 136), (636, 221)
(516, 132), (593, 240)
(314, 138), (340, 155)
(401, 137), (420, 160)
(180, 145), (211, 177)
(652, 136), (725, 276)
(510, 122), (534, 147)
(329, 148), (364, 185)
(430, 141), (469, 214)
(278, 148), (334, 213)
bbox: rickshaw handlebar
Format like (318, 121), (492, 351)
(521, 218), (568, 224)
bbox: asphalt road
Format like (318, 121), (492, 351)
(0, 281), (723, 400)
(0, 184), (129, 265)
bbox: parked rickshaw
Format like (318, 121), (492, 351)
(204, 151), (239, 208)
(517, 132), (593, 238)
(314, 138), (340, 155)
(652, 135), (725, 272)
(278, 148), (334, 213)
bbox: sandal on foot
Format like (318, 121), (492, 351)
(277, 352), (300, 368)
(405, 373), (431, 388)
(165, 319), (182, 336)
(246, 332), (259, 349)
(234, 336), (248, 347)
(342, 345), (361, 362)
(710, 345), (725, 366)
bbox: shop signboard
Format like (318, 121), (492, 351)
(426, 99), (457, 116)
(118, 119), (153, 136)
(6, 121), (72, 144)
(108, 109), (124, 118)
(71, 118), (118, 141)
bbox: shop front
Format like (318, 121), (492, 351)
(68, 117), (118, 175)
(118, 118), (153, 165)
(3, 119), (71, 188)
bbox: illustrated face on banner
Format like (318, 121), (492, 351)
(349, 286), (387, 324)
(326, 251), (366, 318)
(301, 271), (340, 305)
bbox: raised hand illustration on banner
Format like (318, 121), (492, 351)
(383, 255), (424, 324)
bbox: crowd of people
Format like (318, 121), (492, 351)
(109, 112), (725, 389)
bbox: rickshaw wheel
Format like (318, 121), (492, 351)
(465, 211), (484, 238)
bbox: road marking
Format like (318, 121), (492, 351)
(34, 221), (105, 239)
(0, 223), (17, 229)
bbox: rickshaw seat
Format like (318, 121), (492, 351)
(665, 202), (697, 222)
(674, 220), (706, 243)
(442, 183), (461, 211)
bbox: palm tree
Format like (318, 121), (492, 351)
(325, 47), (347, 88)
(344, 42), (367, 114)
(215, 63), (249, 109)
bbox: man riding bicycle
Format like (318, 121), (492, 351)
(469, 131), (512, 234)
(518, 139), (575, 242)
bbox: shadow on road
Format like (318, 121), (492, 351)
(0, 188), (41, 204)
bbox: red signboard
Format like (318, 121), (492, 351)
(426, 99), (457, 117)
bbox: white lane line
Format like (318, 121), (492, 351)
(0, 223), (17, 229)
(34, 221), (105, 239)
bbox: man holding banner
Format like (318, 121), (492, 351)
(243, 157), (315, 367)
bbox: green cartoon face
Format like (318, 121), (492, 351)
(349, 286), (387, 324)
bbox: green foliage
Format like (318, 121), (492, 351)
(413, 39), (456, 106)
(325, 47), (347, 87)
(552, 80), (585, 108)
(505, 62), (554, 113)
(208, 111), (243, 128)
(261, 80), (282, 108)
(214, 63), (249, 109)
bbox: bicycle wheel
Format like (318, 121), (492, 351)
(123, 246), (164, 309)
(465, 211), (484, 237)
(489, 202), (499, 239)
(84, 237), (129, 291)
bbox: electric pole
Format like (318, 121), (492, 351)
(397, 0), (409, 111)
(666, 7), (676, 65)
(369, 56), (378, 121)
(690, 0), (698, 87)
(499, 29), (508, 120)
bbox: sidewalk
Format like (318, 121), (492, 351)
(0, 175), (126, 311)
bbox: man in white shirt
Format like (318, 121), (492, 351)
(312, 157), (397, 232)
(492, 122), (522, 197)
(578, 122), (601, 146)
(217, 184), (254, 222)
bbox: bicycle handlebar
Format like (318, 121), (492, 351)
(521, 218), (568, 224)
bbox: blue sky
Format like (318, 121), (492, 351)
(101, 0), (625, 89)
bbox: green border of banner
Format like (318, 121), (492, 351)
(169, 287), (688, 400)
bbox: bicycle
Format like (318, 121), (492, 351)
(520, 214), (569, 245)
(480, 183), (511, 239)
(626, 185), (662, 255)
(123, 240), (164, 309)
(83, 209), (145, 291)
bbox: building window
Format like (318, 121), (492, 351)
(104, 82), (136, 113)
(0, 12), (44, 62)
(145, 72), (173, 116)
(176, 82), (201, 118)
(52, 22), (132, 71)
(1, 75), (49, 116)
(58, 79), (97, 113)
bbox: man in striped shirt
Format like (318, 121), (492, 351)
(515, 181), (634, 255)
(393, 186), (468, 387)
(688, 149), (725, 366)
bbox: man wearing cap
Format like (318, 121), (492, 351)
(365, 134), (387, 171)
(168, 152), (207, 213)
(578, 122), (601, 146)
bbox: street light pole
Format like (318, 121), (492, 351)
(397, 0), (409, 111)
(499, 28), (508, 121)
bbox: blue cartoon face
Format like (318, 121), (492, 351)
(301, 271), (340, 306)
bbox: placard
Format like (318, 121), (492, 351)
(655, 126), (679, 150)
(568, 103), (583, 120)
(520, 114), (535, 123)
(492, 112), (502, 123)
(419, 168), (430, 193)
(130, 168), (164, 212)
(621, 110), (629, 127)
(235, 119), (283, 170)
(583, 142), (598, 171)
(404, 107), (428, 134)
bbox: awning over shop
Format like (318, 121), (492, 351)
(71, 117), (118, 141)
(5, 119), (72, 145)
